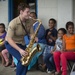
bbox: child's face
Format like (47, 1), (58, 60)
(0, 25), (4, 33)
(49, 20), (55, 29)
(30, 13), (36, 19)
(67, 25), (74, 34)
(58, 30), (64, 39)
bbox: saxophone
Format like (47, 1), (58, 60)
(21, 18), (42, 66)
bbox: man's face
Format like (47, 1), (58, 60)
(21, 8), (30, 19)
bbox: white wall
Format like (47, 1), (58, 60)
(38, 0), (73, 29)
(58, 0), (73, 29)
(73, 0), (75, 24)
(0, 0), (74, 30)
(38, 0), (58, 29)
(0, 0), (8, 29)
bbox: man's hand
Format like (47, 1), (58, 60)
(19, 49), (28, 57)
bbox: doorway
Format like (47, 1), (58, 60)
(8, 0), (37, 22)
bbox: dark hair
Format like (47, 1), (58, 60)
(0, 23), (5, 32)
(0, 23), (5, 29)
(18, 3), (30, 13)
(66, 21), (74, 30)
(58, 28), (67, 34)
(49, 18), (57, 25)
(30, 12), (37, 18)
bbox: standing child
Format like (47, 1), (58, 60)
(53, 28), (66, 75)
(43, 18), (57, 74)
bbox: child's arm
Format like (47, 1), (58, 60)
(53, 44), (56, 51)
(49, 35), (57, 41)
(62, 39), (66, 52)
(50, 44), (56, 54)
(49, 29), (57, 41)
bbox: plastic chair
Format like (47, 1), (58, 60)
(70, 63), (75, 75)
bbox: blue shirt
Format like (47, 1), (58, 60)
(24, 21), (46, 46)
(33, 21), (46, 43)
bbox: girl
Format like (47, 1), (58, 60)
(0, 23), (9, 66)
(54, 21), (75, 75)
(53, 28), (66, 75)
(60, 22), (75, 75)
(0, 23), (6, 52)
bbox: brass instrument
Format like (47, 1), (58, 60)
(21, 18), (42, 66)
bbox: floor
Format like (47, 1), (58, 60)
(0, 62), (49, 75)
(0, 60), (71, 75)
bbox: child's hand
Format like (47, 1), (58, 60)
(60, 49), (65, 53)
(50, 50), (54, 54)
(48, 39), (53, 43)
(48, 31), (51, 35)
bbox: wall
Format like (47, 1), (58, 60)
(0, 0), (74, 30)
(58, 0), (73, 29)
(0, 0), (8, 29)
(38, 0), (58, 29)
(38, 0), (73, 29)
(73, 0), (75, 24)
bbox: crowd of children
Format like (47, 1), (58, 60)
(1, 11), (75, 75)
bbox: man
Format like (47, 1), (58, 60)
(5, 3), (34, 75)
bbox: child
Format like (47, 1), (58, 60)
(0, 23), (8, 66)
(54, 21), (75, 75)
(43, 18), (57, 74)
(25, 12), (46, 71)
(60, 22), (75, 75)
(0, 23), (6, 52)
(0, 23), (15, 67)
(53, 28), (66, 75)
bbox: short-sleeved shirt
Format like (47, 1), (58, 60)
(6, 16), (34, 45)
(46, 28), (57, 46)
(0, 32), (6, 52)
(55, 38), (63, 51)
(63, 34), (75, 50)
(0, 32), (6, 44)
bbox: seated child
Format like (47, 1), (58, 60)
(43, 18), (57, 74)
(53, 28), (66, 74)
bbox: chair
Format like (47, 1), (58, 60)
(70, 63), (75, 75)
(0, 52), (5, 65)
(67, 60), (75, 75)
(68, 60), (75, 71)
